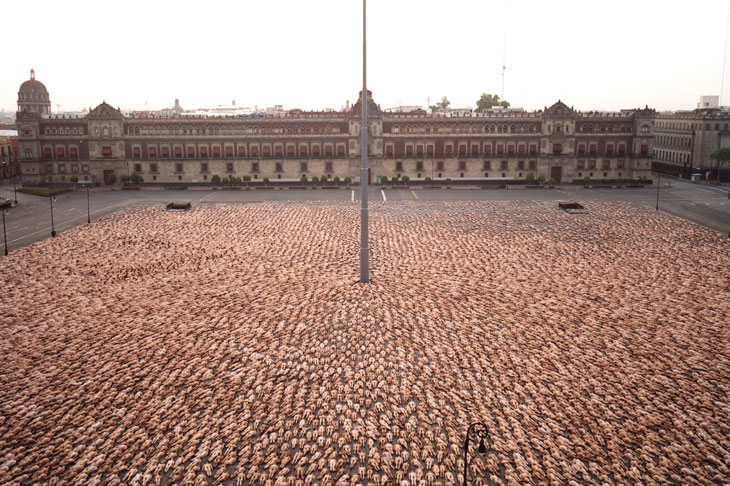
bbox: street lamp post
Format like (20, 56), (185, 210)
(1, 201), (9, 256)
(85, 183), (91, 224)
(50, 195), (57, 237)
(656, 172), (661, 211)
(12, 174), (18, 205)
(463, 422), (490, 486)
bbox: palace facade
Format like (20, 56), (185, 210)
(17, 71), (657, 185)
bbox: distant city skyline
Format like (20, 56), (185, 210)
(2, 0), (730, 114)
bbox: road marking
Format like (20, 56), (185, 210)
(351, 190), (354, 202)
(411, 190), (418, 200)
(381, 190), (387, 202)
(7, 204), (117, 244)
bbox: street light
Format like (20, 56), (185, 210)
(656, 172), (661, 211)
(50, 194), (57, 237)
(463, 422), (490, 486)
(1, 200), (10, 256)
(80, 181), (91, 224)
(12, 174), (18, 205)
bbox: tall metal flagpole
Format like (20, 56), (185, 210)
(360, 0), (369, 283)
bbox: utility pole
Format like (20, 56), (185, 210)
(360, 0), (369, 283)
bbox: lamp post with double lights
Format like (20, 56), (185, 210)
(12, 174), (18, 205)
(1, 200), (10, 256)
(463, 422), (490, 486)
(49, 194), (57, 237)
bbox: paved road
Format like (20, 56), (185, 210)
(1, 179), (728, 255)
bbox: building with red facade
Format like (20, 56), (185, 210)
(17, 71), (656, 185)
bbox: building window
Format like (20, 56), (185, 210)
(149, 147), (157, 158)
(618, 143), (626, 155)
(226, 146), (234, 158)
(71, 164), (79, 173)
(187, 147), (195, 158)
(275, 162), (283, 172)
(589, 159), (596, 169)
(201, 162), (209, 173)
(617, 159), (625, 169)
(416, 161), (424, 171)
(589, 144), (597, 155)
(458, 160), (466, 170)
(24, 148), (32, 159)
(529, 160), (536, 170)
(58, 164), (66, 173)
(395, 161), (403, 171)
(517, 160), (525, 170)
(325, 161), (333, 172)
(175, 163), (183, 173)
(501, 160), (508, 170)
(300, 162), (308, 172)
(578, 144), (586, 154)
(133, 147), (142, 159)
(552, 144), (562, 155)
(386, 145), (394, 156)
(602, 160), (610, 169)
(436, 161), (444, 170)
(577, 160), (585, 169)
(102, 146), (112, 157)
(174, 147), (182, 158)
(226, 162), (234, 172)
(149, 163), (158, 173)
(134, 163), (142, 173)
(483, 160), (491, 170)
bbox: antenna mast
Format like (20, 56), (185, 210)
(721, 7), (730, 106)
(501, 34), (506, 102)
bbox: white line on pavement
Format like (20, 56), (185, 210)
(7, 204), (117, 244)
(381, 190), (387, 202)
(351, 190), (354, 202)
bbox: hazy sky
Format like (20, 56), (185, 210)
(3, 0), (730, 113)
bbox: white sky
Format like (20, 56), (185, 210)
(2, 0), (730, 113)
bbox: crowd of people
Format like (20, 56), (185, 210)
(0, 200), (728, 485)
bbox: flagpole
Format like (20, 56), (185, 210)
(360, 0), (369, 283)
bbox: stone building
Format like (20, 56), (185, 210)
(17, 72), (656, 185)
(652, 107), (730, 179)
(0, 131), (19, 179)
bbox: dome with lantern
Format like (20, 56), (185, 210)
(17, 69), (51, 115)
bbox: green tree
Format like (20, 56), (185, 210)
(401, 175), (410, 184)
(380, 175), (388, 185)
(525, 173), (535, 182)
(131, 173), (144, 184)
(344, 176), (352, 185)
(211, 175), (221, 184)
(333, 176), (341, 184)
(709, 147), (730, 181)
(476, 93), (510, 110)
(70, 175), (79, 183)
(429, 97), (451, 113)
(311, 176), (319, 184)
(263, 177), (270, 185)
(106, 173), (116, 185)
